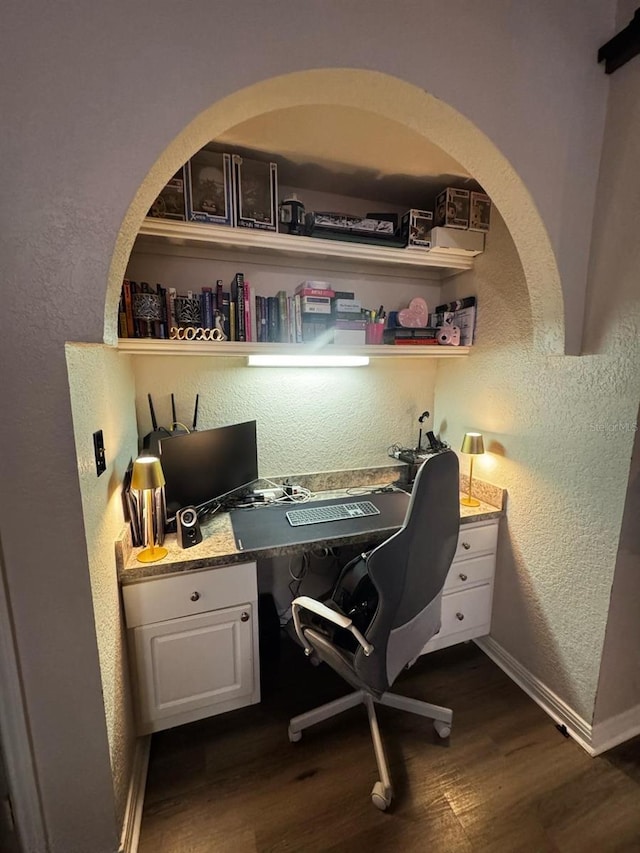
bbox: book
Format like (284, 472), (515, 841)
(293, 293), (302, 343)
(243, 280), (252, 342)
(295, 286), (336, 298)
(122, 279), (135, 337)
(277, 290), (288, 342)
(165, 286), (176, 334)
(200, 286), (214, 330)
(231, 273), (246, 341)
(220, 291), (230, 339)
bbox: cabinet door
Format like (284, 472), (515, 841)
(132, 603), (256, 734)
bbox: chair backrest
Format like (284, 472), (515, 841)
(355, 450), (460, 694)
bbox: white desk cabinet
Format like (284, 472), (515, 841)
(122, 562), (260, 735)
(422, 519), (498, 654)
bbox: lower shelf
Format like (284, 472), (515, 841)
(116, 339), (471, 358)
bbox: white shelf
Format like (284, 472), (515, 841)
(117, 339), (471, 359)
(137, 219), (477, 277)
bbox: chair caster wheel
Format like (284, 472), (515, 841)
(288, 727), (302, 743)
(371, 781), (391, 810)
(433, 720), (451, 739)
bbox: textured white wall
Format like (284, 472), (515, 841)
(589, 0), (640, 726)
(435, 209), (640, 721)
(65, 344), (139, 824)
(0, 2), (618, 849)
(132, 357), (437, 477)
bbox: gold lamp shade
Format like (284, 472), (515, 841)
(460, 432), (484, 455)
(131, 455), (167, 563)
(460, 432), (484, 507)
(131, 455), (166, 491)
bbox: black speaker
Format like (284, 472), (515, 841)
(176, 506), (202, 549)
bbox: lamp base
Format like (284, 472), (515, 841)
(460, 497), (480, 508)
(136, 545), (168, 563)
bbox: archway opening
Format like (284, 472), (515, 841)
(105, 68), (564, 354)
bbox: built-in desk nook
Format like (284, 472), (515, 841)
(116, 466), (504, 736)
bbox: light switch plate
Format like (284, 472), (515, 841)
(93, 430), (106, 477)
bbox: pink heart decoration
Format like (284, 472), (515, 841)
(398, 297), (429, 328)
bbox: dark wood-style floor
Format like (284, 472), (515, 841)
(139, 640), (640, 853)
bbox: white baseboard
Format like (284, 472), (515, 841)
(475, 637), (596, 755)
(591, 705), (640, 756)
(119, 736), (151, 853)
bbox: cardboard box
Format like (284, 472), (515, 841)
(147, 167), (187, 221)
(401, 209), (433, 248)
(469, 191), (492, 232)
(434, 188), (470, 229)
(427, 226), (484, 255)
(232, 155), (278, 231)
(186, 150), (233, 225)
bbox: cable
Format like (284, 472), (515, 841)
(171, 422), (191, 433)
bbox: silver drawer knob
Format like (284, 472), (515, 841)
(461, 542), (471, 550)
(458, 573), (468, 582)
(241, 611), (250, 622)
(190, 592), (200, 602)
(456, 612), (465, 621)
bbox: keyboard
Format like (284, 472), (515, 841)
(286, 501), (380, 527)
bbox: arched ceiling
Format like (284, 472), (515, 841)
(216, 104), (479, 208)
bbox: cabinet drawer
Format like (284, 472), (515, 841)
(122, 562), (257, 628)
(455, 522), (498, 561)
(435, 584), (492, 640)
(444, 553), (494, 592)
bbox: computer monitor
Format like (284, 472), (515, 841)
(159, 420), (258, 519)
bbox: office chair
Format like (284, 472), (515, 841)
(289, 450), (460, 810)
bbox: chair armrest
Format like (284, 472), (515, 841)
(291, 596), (374, 657)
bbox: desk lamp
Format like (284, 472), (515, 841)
(131, 454), (168, 563)
(460, 432), (484, 507)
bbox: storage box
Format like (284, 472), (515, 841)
(401, 209), (433, 248)
(434, 188), (470, 229)
(147, 167), (187, 221)
(427, 226), (484, 255)
(334, 320), (366, 346)
(186, 150), (233, 225)
(232, 155), (278, 231)
(469, 191), (492, 232)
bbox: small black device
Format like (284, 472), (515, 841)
(425, 430), (447, 453)
(176, 506), (202, 549)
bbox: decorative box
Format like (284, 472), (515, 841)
(147, 167), (187, 221)
(186, 150), (234, 226)
(232, 155), (278, 231)
(401, 209), (433, 248)
(469, 192), (492, 232)
(434, 188), (470, 229)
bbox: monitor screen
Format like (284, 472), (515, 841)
(159, 420), (258, 519)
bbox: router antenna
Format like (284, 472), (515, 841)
(148, 394), (158, 431)
(192, 394), (199, 431)
(171, 393), (177, 426)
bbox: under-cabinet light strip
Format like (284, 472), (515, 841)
(247, 354), (370, 368)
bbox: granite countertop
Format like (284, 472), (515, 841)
(117, 465), (505, 585)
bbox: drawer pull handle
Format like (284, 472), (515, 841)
(458, 573), (468, 582)
(455, 612), (465, 621)
(241, 611), (250, 622)
(461, 542), (471, 550)
(190, 592), (200, 602)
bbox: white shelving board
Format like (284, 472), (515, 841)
(136, 219), (477, 279)
(117, 339), (470, 358)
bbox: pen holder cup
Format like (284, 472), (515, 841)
(366, 322), (385, 345)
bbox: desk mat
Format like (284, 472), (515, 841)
(230, 492), (410, 552)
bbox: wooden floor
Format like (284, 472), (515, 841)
(139, 641), (640, 853)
